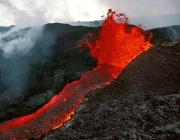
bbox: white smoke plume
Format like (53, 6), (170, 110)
(0, 26), (43, 58)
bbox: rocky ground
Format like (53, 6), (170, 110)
(0, 23), (99, 122)
(40, 90), (180, 140)
(0, 24), (180, 139)
(38, 43), (180, 140)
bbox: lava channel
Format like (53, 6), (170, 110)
(0, 9), (153, 140)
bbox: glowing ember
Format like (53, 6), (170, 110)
(0, 9), (152, 140)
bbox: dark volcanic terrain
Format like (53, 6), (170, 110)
(39, 25), (180, 140)
(42, 45), (180, 140)
(0, 24), (180, 140)
(0, 23), (99, 122)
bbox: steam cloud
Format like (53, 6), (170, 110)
(0, 27), (43, 58)
(0, 26), (45, 109)
(167, 26), (180, 43)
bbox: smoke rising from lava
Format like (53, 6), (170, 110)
(165, 26), (180, 44)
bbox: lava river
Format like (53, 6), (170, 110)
(0, 9), (153, 140)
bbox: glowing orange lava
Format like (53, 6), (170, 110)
(0, 64), (122, 140)
(0, 9), (153, 140)
(89, 9), (153, 68)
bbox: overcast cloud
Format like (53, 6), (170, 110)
(0, 0), (180, 27)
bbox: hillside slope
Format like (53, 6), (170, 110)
(40, 25), (180, 140)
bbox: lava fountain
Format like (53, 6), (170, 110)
(89, 9), (152, 67)
(0, 9), (153, 140)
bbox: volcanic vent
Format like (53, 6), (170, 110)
(1, 9), (171, 140)
(42, 19), (180, 140)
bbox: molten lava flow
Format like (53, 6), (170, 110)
(0, 64), (122, 140)
(0, 9), (153, 140)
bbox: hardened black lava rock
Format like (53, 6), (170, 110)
(38, 25), (180, 140)
(1, 24), (180, 140)
(0, 23), (99, 123)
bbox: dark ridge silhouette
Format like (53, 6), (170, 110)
(0, 25), (15, 33)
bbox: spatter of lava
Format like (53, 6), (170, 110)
(89, 9), (152, 68)
(0, 9), (153, 140)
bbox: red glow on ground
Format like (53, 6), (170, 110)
(162, 40), (180, 47)
(0, 9), (153, 140)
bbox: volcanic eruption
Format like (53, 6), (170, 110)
(0, 9), (153, 139)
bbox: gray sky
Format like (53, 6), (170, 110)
(0, 0), (180, 27)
